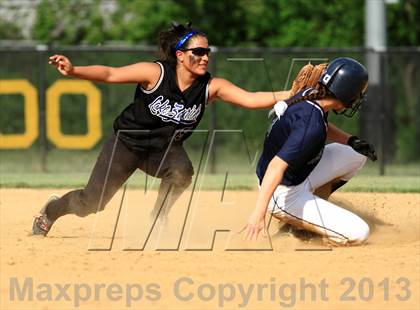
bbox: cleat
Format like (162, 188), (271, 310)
(32, 194), (59, 236)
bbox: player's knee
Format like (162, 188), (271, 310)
(349, 220), (370, 245)
(161, 160), (194, 189)
(350, 147), (367, 169)
(332, 143), (367, 177)
(76, 190), (105, 217)
(170, 166), (194, 189)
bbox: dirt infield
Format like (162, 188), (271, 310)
(1, 188), (419, 309)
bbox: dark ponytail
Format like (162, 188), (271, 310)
(158, 21), (206, 68)
(285, 85), (331, 107)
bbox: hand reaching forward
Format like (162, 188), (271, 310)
(48, 55), (74, 76)
(240, 211), (267, 242)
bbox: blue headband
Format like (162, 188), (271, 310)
(175, 31), (197, 50)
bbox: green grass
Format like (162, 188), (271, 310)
(339, 175), (419, 193)
(0, 172), (419, 193)
(1, 149), (419, 192)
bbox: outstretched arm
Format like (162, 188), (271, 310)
(327, 123), (351, 144)
(48, 54), (160, 85)
(208, 77), (290, 109)
(241, 156), (288, 241)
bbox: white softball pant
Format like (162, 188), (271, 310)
(268, 143), (369, 246)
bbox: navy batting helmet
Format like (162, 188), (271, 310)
(319, 57), (368, 117)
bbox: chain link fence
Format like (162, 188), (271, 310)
(1, 45), (419, 175)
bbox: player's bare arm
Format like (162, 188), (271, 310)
(208, 77), (290, 109)
(48, 55), (161, 87)
(242, 156), (288, 241)
(327, 123), (352, 144)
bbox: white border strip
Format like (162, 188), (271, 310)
(141, 62), (164, 94)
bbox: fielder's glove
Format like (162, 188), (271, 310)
(347, 136), (377, 161)
(290, 62), (327, 96)
(269, 62), (327, 122)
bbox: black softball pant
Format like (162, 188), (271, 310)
(46, 134), (194, 222)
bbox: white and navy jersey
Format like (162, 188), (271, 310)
(114, 60), (211, 153)
(256, 89), (328, 186)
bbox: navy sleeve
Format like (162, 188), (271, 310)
(276, 116), (324, 167)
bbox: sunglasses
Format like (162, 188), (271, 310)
(180, 47), (211, 57)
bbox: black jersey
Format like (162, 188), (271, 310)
(114, 60), (211, 153)
(256, 89), (328, 186)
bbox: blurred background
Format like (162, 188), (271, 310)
(0, 0), (419, 190)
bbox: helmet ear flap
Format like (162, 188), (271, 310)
(320, 63), (344, 88)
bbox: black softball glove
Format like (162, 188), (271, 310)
(347, 136), (377, 161)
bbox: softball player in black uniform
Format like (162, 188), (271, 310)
(33, 22), (291, 236)
(242, 58), (377, 246)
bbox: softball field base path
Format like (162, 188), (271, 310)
(1, 189), (419, 309)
